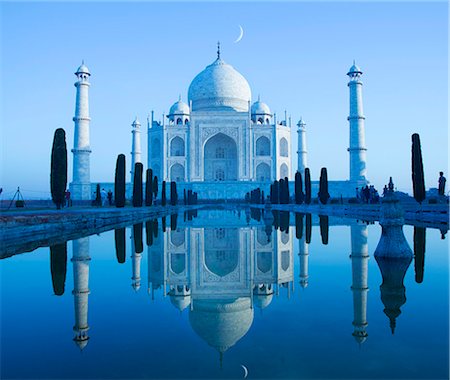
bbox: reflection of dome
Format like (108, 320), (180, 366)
(188, 58), (251, 112)
(189, 298), (253, 353)
(170, 294), (191, 312)
(352, 330), (368, 344)
(254, 293), (273, 309)
(74, 335), (89, 351)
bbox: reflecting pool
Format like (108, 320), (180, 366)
(1, 208), (448, 379)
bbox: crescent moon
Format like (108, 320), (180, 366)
(241, 364), (248, 378)
(234, 25), (244, 43)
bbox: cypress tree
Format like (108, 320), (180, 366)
(273, 180), (280, 204)
(114, 154), (126, 208)
(261, 190), (265, 204)
(295, 171), (304, 204)
(132, 162), (143, 207)
(412, 133), (426, 204)
(161, 181), (167, 206)
(183, 189), (187, 205)
(413, 227), (426, 283)
(133, 223), (143, 254)
(50, 128), (67, 209)
(114, 228), (126, 263)
(318, 167), (330, 205)
(50, 242), (67, 296)
(152, 176), (159, 201)
(145, 169), (153, 206)
(305, 168), (311, 205)
(279, 179), (285, 204)
(284, 177), (290, 204)
(95, 184), (102, 206)
(170, 182), (178, 206)
(153, 219), (158, 238)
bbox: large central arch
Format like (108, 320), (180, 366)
(204, 133), (238, 181)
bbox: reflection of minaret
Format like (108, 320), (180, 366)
(298, 236), (309, 288)
(350, 224), (369, 344)
(131, 228), (142, 292)
(72, 237), (91, 350)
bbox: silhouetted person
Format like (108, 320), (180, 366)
(65, 189), (71, 207)
(438, 171), (446, 196)
(107, 190), (113, 205)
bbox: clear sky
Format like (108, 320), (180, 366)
(1, 1), (447, 199)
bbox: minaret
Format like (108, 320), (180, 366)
(298, 235), (309, 288)
(350, 224), (369, 344)
(71, 61), (92, 200)
(130, 117), (142, 181)
(347, 61), (367, 185)
(72, 237), (91, 350)
(297, 118), (308, 174)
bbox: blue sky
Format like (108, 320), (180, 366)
(1, 1), (447, 199)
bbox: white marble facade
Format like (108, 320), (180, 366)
(147, 51), (292, 196)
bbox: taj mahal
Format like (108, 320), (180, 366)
(70, 44), (368, 200)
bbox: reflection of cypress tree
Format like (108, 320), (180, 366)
(162, 216), (166, 233)
(413, 227), (426, 283)
(280, 211), (290, 232)
(133, 223), (143, 254)
(145, 221), (153, 247)
(152, 219), (158, 238)
(114, 228), (126, 264)
(319, 215), (329, 245)
(50, 243), (67, 296)
(295, 213), (304, 239)
(272, 210), (280, 230)
(305, 213), (312, 244)
(170, 214), (178, 231)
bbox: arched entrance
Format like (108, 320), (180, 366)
(204, 133), (238, 181)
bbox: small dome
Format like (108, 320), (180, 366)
(347, 62), (362, 75)
(188, 58), (251, 112)
(169, 99), (190, 116)
(251, 100), (271, 115)
(254, 293), (273, 309)
(170, 294), (191, 311)
(75, 62), (90, 75)
(132, 117), (141, 127)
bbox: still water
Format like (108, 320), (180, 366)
(1, 209), (448, 379)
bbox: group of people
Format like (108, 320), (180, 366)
(356, 185), (380, 204)
(93, 188), (114, 206)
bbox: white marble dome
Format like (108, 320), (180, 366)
(75, 63), (90, 75)
(251, 100), (271, 115)
(188, 58), (251, 112)
(169, 99), (190, 116)
(189, 298), (253, 353)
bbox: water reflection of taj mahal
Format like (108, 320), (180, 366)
(69, 211), (413, 355)
(148, 210), (294, 356)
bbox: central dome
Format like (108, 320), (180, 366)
(188, 58), (251, 112)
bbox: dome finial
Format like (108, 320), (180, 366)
(178, 94), (182, 101)
(217, 41), (221, 59)
(258, 94), (261, 102)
